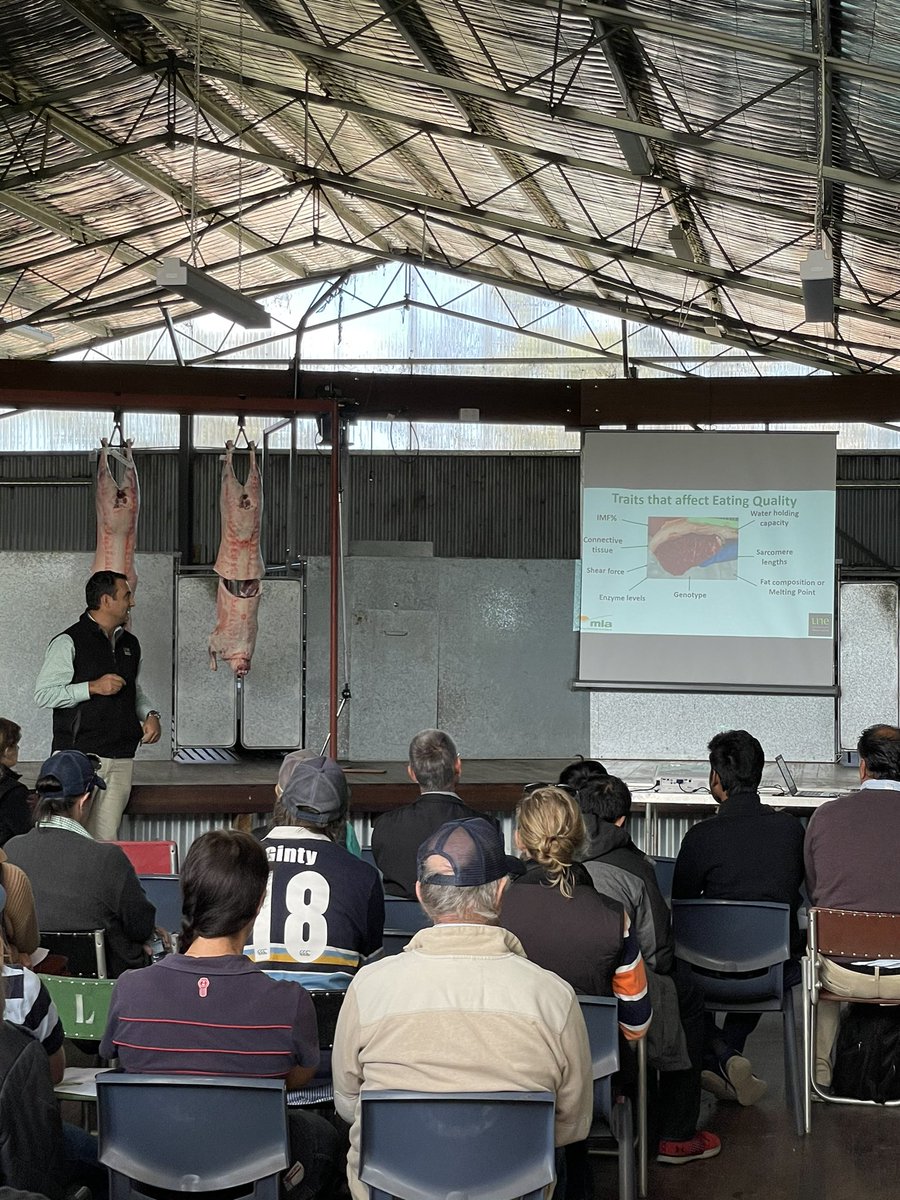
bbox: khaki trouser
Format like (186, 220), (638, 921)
(86, 756), (134, 842)
(815, 955), (900, 1085)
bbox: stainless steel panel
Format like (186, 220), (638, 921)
(349, 608), (439, 759)
(241, 580), (303, 749)
(0, 551), (174, 761)
(591, 691), (836, 762)
(174, 576), (237, 748)
(838, 582), (899, 748)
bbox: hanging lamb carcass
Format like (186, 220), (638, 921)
(208, 440), (265, 677)
(91, 438), (140, 593)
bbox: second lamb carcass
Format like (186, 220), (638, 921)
(91, 438), (140, 593)
(208, 441), (265, 677)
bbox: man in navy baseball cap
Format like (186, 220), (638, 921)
(38, 750), (107, 799)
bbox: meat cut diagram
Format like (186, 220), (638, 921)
(208, 441), (265, 677)
(91, 438), (140, 593)
(647, 517), (739, 579)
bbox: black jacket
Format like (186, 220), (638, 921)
(51, 612), (143, 759)
(372, 791), (493, 898)
(0, 770), (31, 847)
(0, 1021), (65, 1199)
(672, 789), (806, 956)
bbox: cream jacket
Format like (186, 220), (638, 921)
(332, 922), (593, 1200)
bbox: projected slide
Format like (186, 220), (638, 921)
(577, 432), (837, 690)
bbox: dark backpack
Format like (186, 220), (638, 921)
(831, 1002), (900, 1103)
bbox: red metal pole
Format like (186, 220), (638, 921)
(328, 400), (340, 759)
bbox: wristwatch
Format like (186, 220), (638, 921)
(146, 710), (161, 720)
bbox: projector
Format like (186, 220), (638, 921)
(654, 765), (710, 793)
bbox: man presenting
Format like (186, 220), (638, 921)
(34, 571), (160, 840)
(332, 817), (592, 1200)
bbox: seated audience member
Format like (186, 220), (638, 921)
(576, 775), (709, 1163)
(5, 751), (155, 977)
(101, 830), (341, 1200)
(332, 817), (592, 1200)
(502, 787), (651, 1041)
(245, 755), (383, 988)
(0, 845), (39, 967)
(672, 729), (805, 1103)
(805, 723), (900, 1086)
(557, 756), (609, 793)
(372, 729), (490, 897)
(0, 980), (66, 1200)
(0, 719), (32, 846)
(503, 788), (716, 1167)
(256, 749), (363, 858)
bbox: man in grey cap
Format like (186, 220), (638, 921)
(332, 817), (592, 1200)
(244, 755), (383, 990)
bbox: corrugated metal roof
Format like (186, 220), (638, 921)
(0, 0), (898, 373)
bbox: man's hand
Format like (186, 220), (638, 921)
(141, 713), (161, 744)
(89, 673), (126, 696)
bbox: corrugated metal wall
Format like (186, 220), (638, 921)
(0, 449), (897, 566)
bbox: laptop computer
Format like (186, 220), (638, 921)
(775, 755), (839, 798)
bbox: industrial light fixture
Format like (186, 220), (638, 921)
(613, 110), (652, 176)
(668, 224), (692, 260)
(156, 258), (271, 329)
(9, 323), (55, 344)
(800, 247), (834, 323)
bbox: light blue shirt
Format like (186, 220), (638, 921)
(34, 624), (151, 718)
(860, 778), (900, 791)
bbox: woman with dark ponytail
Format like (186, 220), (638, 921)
(100, 829), (342, 1200)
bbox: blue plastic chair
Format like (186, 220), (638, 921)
(652, 856), (676, 904)
(579, 996), (638, 1200)
(671, 898), (804, 1136)
(358, 1090), (556, 1200)
(381, 930), (414, 957)
(97, 1073), (289, 1200)
(383, 898), (430, 933)
(138, 874), (182, 936)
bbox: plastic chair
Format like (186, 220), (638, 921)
(383, 898), (430, 933)
(42, 929), (108, 979)
(803, 906), (900, 1130)
(42, 975), (115, 1041)
(358, 1090), (556, 1200)
(381, 930), (414, 957)
(652, 856), (676, 904)
(112, 840), (178, 875)
(97, 1073), (288, 1200)
(138, 874), (182, 935)
(579, 996), (643, 1200)
(672, 898), (804, 1136)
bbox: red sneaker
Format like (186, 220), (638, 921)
(657, 1130), (722, 1165)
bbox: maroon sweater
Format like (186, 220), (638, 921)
(805, 786), (900, 913)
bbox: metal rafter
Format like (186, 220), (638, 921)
(105, 0), (900, 201)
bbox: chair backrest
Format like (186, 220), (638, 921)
(381, 930), (415, 958)
(810, 907), (900, 959)
(358, 1090), (556, 1200)
(383, 898), (430, 933)
(97, 1073), (288, 1198)
(42, 975), (115, 1041)
(361, 847), (377, 868)
(113, 840), (178, 875)
(42, 929), (107, 979)
(138, 874), (182, 935)
(578, 996), (620, 1081)
(306, 989), (346, 1050)
(652, 856), (676, 903)
(672, 899), (790, 1002)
